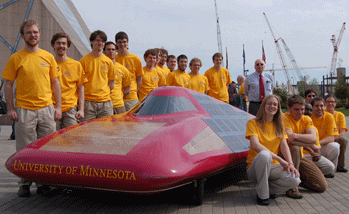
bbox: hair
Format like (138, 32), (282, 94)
(177, 54), (188, 63)
(231, 81), (236, 84)
(115, 31), (128, 42)
(104, 41), (116, 51)
(144, 49), (157, 60)
(287, 95), (306, 107)
(311, 96), (324, 106)
(304, 89), (317, 97)
(20, 20), (40, 35)
(51, 32), (71, 48)
(324, 94), (337, 102)
(160, 48), (168, 56)
(167, 55), (176, 62)
(89, 30), (107, 42)
(212, 52), (223, 60)
(237, 74), (245, 81)
(154, 48), (162, 58)
(189, 58), (202, 66)
(255, 94), (284, 138)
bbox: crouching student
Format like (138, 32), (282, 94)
(246, 94), (301, 206)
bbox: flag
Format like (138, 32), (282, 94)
(262, 41), (266, 63)
(242, 44), (246, 66)
(226, 47), (228, 69)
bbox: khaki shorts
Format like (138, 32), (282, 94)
(81, 100), (113, 122)
(56, 107), (78, 130)
(15, 105), (56, 151)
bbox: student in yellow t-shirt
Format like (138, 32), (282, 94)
(51, 33), (87, 130)
(166, 55), (190, 88)
(204, 53), (231, 103)
(246, 94), (300, 206)
(325, 94), (348, 172)
(2, 20), (62, 197)
(158, 48), (171, 78)
(138, 49), (166, 101)
(103, 41), (131, 114)
(80, 30), (115, 122)
(166, 55), (177, 72)
(237, 74), (248, 111)
(284, 95), (327, 197)
(188, 58), (209, 94)
(115, 31), (143, 111)
(311, 97), (339, 170)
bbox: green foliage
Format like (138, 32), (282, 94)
(296, 76), (320, 96)
(334, 78), (349, 100)
(273, 85), (288, 109)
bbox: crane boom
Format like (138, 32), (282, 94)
(281, 39), (305, 81)
(263, 12), (293, 93)
(330, 22), (346, 76)
(214, 0), (223, 60)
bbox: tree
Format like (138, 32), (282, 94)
(334, 77), (349, 100)
(273, 84), (288, 109)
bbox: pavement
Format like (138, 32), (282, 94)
(1, 118), (349, 214)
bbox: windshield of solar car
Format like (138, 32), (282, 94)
(135, 95), (197, 115)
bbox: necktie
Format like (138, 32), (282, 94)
(259, 74), (265, 101)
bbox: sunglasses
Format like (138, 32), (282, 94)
(256, 63), (264, 66)
(307, 95), (316, 98)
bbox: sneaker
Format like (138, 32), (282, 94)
(18, 185), (30, 197)
(286, 189), (303, 199)
(337, 167), (348, 173)
(269, 194), (278, 199)
(324, 173), (335, 178)
(257, 196), (269, 206)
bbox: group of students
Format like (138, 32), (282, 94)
(246, 90), (348, 206)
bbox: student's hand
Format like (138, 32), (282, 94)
(7, 109), (18, 121)
(75, 109), (84, 120)
(287, 163), (300, 178)
(54, 107), (62, 121)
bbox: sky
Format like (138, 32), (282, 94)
(71, 0), (349, 85)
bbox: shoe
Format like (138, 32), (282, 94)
(337, 167), (348, 173)
(286, 189), (303, 199)
(269, 194), (278, 199)
(18, 185), (30, 197)
(37, 185), (51, 196)
(324, 173), (335, 178)
(257, 196), (269, 206)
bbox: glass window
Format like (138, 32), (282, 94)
(135, 96), (197, 116)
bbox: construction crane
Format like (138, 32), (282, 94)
(263, 12), (293, 94)
(281, 39), (305, 81)
(214, 0), (223, 66)
(330, 22), (346, 76)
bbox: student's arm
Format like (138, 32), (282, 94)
(52, 78), (62, 121)
(108, 80), (115, 90)
(286, 128), (317, 145)
(319, 135), (335, 146)
(75, 84), (84, 119)
(336, 128), (346, 139)
(136, 75), (142, 92)
(279, 138), (300, 177)
(4, 80), (17, 121)
(123, 86), (130, 97)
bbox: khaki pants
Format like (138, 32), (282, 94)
(336, 136), (348, 169)
(321, 142), (340, 169)
(247, 150), (301, 200)
(15, 105), (56, 186)
(113, 106), (126, 114)
(56, 107), (78, 130)
(124, 99), (139, 111)
(304, 153), (335, 175)
(81, 100), (113, 122)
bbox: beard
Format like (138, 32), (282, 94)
(24, 38), (39, 47)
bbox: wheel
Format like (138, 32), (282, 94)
(192, 178), (205, 205)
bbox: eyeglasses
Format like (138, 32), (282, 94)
(307, 95), (316, 98)
(326, 101), (336, 104)
(256, 63), (264, 66)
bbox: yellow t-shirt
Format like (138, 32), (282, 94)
(160, 66), (171, 78)
(238, 82), (248, 102)
(2, 49), (60, 110)
(115, 53), (143, 102)
(166, 69), (190, 88)
(333, 111), (348, 132)
(138, 66), (165, 101)
(284, 113), (316, 157)
(55, 57), (87, 112)
(204, 66), (231, 103)
(188, 73), (209, 94)
(110, 62), (131, 108)
(79, 53), (115, 102)
(245, 119), (287, 168)
(311, 111), (339, 141)
(154, 66), (167, 85)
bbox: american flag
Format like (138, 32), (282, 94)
(262, 41), (266, 63)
